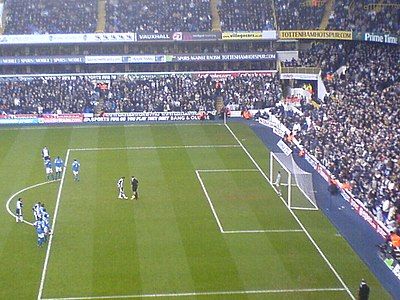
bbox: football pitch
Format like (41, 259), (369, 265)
(0, 122), (391, 299)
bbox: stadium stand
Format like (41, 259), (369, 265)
(327, 0), (400, 34)
(218, 0), (275, 31)
(105, 0), (212, 33)
(0, 77), (99, 114)
(282, 41), (349, 75)
(0, 73), (280, 115)
(275, 42), (400, 230)
(275, 0), (326, 30)
(4, 0), (98, 34)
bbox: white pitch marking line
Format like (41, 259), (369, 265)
(197, 169), (258, 172)
(223, 229), (304, 234)
(195, 170), (224, 233)
(291, 206), (319, 211)
(196, 169), (303, 234)
(41, 287), (347, 300)
(6, 180), (60, 226)
(37, 149), (71, 300)
(224, 123), (355, 300)
(71, 145), (241, 151)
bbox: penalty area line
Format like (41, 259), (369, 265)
(224, 123), (355, 300)
(195, 170), (224, 233)
(41, 287), (347, 299)
(196, 169), (258, 172)
(223, 229), (304, 234)
(70, 144), (241, 151)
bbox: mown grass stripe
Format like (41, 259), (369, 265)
(42, 287), (347, 299)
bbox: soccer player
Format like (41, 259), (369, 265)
(42, 210), (52, 236)
(130, 176), (139, 200)
(32, 202), (41, 221)
(35, 221), (45, 247)
(42, 146), (50, 161)
(54, 156), (64, 180)
(71, 159), (80, 181)
(16, 198), (23, 223)
(117, 177), (128, 199)
(274, 171), (282, 196)
(45, 159), (55, 181)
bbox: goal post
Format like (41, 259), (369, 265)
(270, 152), (318, 210)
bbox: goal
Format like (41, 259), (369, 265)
(270, 152), (318, 210)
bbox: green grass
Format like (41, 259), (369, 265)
(0, 122), (391, 299)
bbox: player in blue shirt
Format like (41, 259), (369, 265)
(72, 159), (80, 182)
(34, 220), (45, 247)
(45, 159), (55, 181)
(41, 209), (52, 238)
(54, 156), (64, 180)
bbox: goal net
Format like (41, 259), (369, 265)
(270, 152), (318, 210)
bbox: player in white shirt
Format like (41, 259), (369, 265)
(16, 198), (23, 222)
(32, 202), (41, 220)
(42, 146), (50, 161)
(274, 171), (282, 196)
(117, 177), (128, 199)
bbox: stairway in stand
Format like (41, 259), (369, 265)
(96, 0), (107, 33)
(210, 0), (221, 31)
(95, 97), (105, 115)
(215, 97), (224, 114)
(319, 0), (335, 30)
(0, 0), (6, 35)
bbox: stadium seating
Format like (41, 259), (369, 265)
(4, 0), (98, 34)
(2, 0), (398, 35)
(328, 0), (400, 35)
(105, 0), (211, 33)
(0, 77), (99, 114)
(0, 74), (281, 115)
(218, 0), (275, 31)
(275, 0), (325, 30)
(274, 42), (400, 230)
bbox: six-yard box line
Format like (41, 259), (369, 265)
(34, 124), (355, 300)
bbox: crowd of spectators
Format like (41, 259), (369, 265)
(0, 73), (281, 115)
(273, 42), (400, 233)
(0, 77), (99, 114)
(275, 0), (325, 30)
(218, 0), (275, 31)
(4, 0), (98, 34)
(283, 41), (350, 75)
(2, 0), (399, 35)
(328, 0), (400, 35)
(100, 73), (281, 113)
(106, 0), (211, 33)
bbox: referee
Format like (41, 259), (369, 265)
(130, 176), (139, 200)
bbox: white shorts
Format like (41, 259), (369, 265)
(44, 226), (49, 234)
(55, 166), (62, 173)
(38, 233), (45, 239)
(73, 170), (79, 176)
(46, 168), (53, 174)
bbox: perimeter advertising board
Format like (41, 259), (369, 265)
(279, 30), (353, 40)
